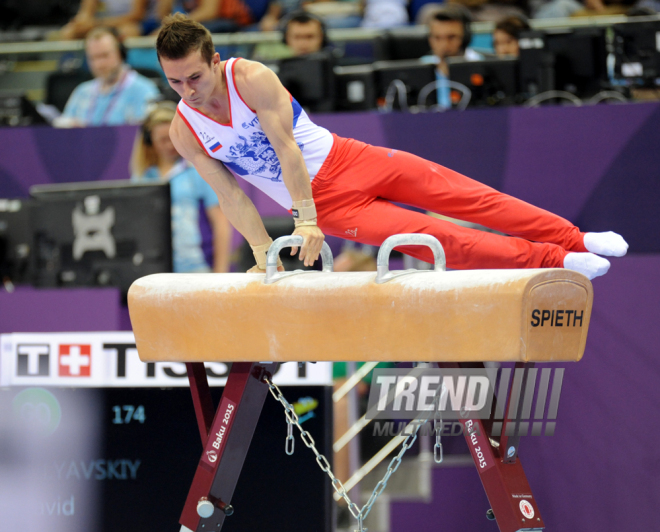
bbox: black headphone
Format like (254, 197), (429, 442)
(280, 10), (330, 49)
(142, 121), (153, 147)
(102, 26), (128, 62)
(431, 5), (473, 52)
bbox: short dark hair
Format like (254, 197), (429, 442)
(281, 10), (329, 49)
(156, 13), (215, 65)
(494, 15), (531, 41)
(431, 4), (472, 25)
(285, 11), (323, 27)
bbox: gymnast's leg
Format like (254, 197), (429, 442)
(317, 195), (573, 271)
(350, 145), (626, 258)
(312, 140), (619, 277)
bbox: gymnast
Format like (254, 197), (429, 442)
(156, 14), (628, 279)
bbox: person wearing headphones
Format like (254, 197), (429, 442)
(420, 6), (483, 108)
(282, 11), (330, 56)
(131, 103), (232, 273)
(57, 27), (160, 127)
(493, 15), (530, 58)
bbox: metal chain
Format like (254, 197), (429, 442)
(264, 375), (443, 531)
(433, 384), (447, 464)
(265, 376), (362, 520)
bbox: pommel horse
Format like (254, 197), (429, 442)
(128, 234), (593, 532)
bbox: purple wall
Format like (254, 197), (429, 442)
(1, 105), (658, 530)
(0, 287), (125, 333)
(2, 103), (660, 250)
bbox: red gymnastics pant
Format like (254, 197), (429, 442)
(311, 135), (587, 270)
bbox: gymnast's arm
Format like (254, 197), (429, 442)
(169, 114), (273, 269)
(232, 59), (325, 268)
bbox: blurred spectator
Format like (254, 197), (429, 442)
(362, 0), (409, 28)
(493, 15), (530, 57)
(303, 1), (363, 28)
(282, 11), (329, 55)
(259, 0), (304, 31)
(157, 0), (253, 33)
(55, 27), (159, 127)
(420, 6), (483, 108)
(422, 6), (483, 73)
(59, 0), (157, 40)
(534, 0), (633, 17)
(131, 102), (232, 273)
(572, 0), (636, 15)
(419, 0), (527, 23)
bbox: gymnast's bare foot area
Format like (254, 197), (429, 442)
(564, 252), (611, 280)
(584, 231), (629, 257)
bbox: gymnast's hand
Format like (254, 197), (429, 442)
(247, 264), (285, 273)
(291, 224), (325, 267)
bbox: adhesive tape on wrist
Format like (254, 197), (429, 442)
(250, 238), (282, 270)
(292, 199), (317, 222)
(294, 219), (318, 227)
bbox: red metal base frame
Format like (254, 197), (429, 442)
(180, 362), (278, 532)
(180, 361), (546, 532)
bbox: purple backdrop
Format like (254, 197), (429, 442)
(2, 103), (660, 251)
(1, 105), (659, 530)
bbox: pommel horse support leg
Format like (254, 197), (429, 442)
(439, 360), (546, 532)
(128, 234), (593, 532)
(178, 361), (278, 532)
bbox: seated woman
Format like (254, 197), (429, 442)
(492, 15), (530, 58)
(131, 102), (232, 273)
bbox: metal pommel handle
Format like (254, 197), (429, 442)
(265, 235), (334, 284)
(376, 233), (446, 284)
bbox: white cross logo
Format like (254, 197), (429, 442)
(60, 346), (90, 376)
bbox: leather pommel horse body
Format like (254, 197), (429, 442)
(128, 234), (593, 532)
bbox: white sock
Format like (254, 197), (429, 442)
(583, 231), (628, 257)
(563, 253), (611, 280)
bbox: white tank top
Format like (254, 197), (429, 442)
(176, 57), (334, 209)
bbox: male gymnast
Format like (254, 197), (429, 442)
(157, 14), (628, 278)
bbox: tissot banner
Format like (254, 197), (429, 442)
(0, 332), (332, 387)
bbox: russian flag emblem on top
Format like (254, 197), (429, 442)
(210, 142), (222, 153)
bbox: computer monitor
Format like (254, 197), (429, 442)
(0, 92), (48, 127)
(373, 59), (437, 110)
(276, 52), (336, 112)
(612, 20), (660, 86)
(448, 57), (520, 107)
(519, 27), (608, 99)
(29, 180), (172, 297)
(334, 64), (377, 111)
(374, 30), (430, 61)
(0, 198), (33, 285)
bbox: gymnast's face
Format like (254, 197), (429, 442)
(162, 50), (221, 108)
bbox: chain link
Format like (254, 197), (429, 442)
(266, 376), (361, 520)
(286, 417), (295, 455)
(265, 375), (444, 531)
(433, 385), (445, 464)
